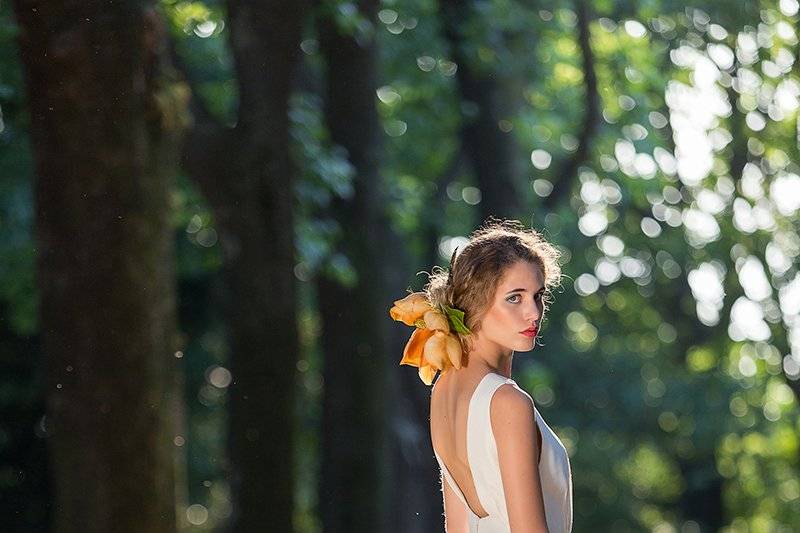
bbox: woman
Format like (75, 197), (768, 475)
(390, 219), (573, 532)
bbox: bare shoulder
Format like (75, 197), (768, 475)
(490, 383), (548, 532)
(490, 383), (536, 439)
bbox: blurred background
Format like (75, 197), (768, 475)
(1, 0), (799, 531)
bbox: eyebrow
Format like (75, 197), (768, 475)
(506, 287), (545, 295)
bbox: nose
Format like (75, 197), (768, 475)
(524, 299), (541, 322)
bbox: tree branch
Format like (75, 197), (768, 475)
(544, 0), (599, 210)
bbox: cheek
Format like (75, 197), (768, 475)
(479, 307), (499, 334)
(483, 303), (515, 332)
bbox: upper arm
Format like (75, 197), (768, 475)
(491, 385), (549, 533)
(441, 469), (468, 533)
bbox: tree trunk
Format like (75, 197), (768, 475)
(179, 0), (308, 530)
(12, 3), (183, 531)
(677, 458), (724, 530)
(316, 1), (413, 530)
(439, 0), (522, 220)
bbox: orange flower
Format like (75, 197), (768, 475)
(391, 292), (466, 385)
(389, 292), (431, 326)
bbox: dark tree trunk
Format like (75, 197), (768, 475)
(440, 0), (522, 220)
(316, 1), (415, 530)
(180, 0), (309, 530)
(677, 459), (724, 531)
(12, 3), (183, 531)
(0, 308), (50, 531)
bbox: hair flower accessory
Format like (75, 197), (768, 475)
(389, 292), (471, 385)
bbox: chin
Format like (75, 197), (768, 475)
(512, 338), (536, 352)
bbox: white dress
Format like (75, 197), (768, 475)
(432, 372), (573, 532)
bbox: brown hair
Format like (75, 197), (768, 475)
(423, 218), (563, 351)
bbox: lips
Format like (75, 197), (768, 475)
(520, 327), (537, 338)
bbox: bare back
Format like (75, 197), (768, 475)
(430, 370), (490, 517)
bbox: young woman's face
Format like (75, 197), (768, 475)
(477, 260), (545, 353)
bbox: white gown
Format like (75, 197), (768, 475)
(433, 372), (573, 532)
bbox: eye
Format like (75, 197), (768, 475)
(506, 294), (521, 303)
(535, 292), (543, 301)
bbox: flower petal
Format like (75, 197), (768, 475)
(400, 327), (435, 367)
(423, 331), (449, 370)
(390, 292), (431, 326)
(445, 334), (463, 369)
(389, 305), (416, 326)
(418, 362), (437, 386)
(423, 309), (450, 333)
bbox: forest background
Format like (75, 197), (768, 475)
(1, 0), (799, 531)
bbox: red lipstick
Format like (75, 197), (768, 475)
(520, 327), (537, 338)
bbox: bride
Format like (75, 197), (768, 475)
(390, 219), (573, 532)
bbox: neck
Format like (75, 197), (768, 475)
(467, 335), (514, 378)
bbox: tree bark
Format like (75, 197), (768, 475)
(179, 0), (309, 530)
(12, 2), (184, 531)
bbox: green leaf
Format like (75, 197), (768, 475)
(442, 304), (471, 335)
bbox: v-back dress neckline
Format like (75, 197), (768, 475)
(432, 372), (508, 520)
